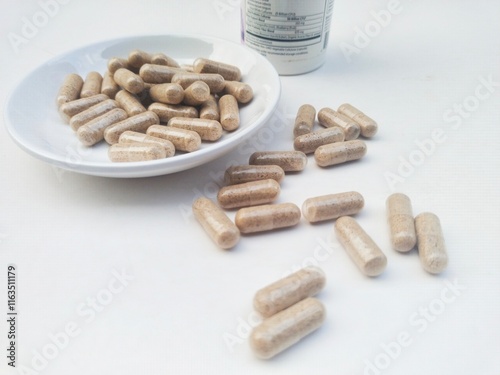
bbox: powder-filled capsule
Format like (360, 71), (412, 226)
(193, 58), (241, 81)
(338, 103), (378, 138)
(149, 83), (184, 105)
(151, 53), (180, 68)
(115, 90), (146, 116)
(167, 117), (222, 141)
(224, 165), (285, 185)
(294, 127), (345, 154)
(183, 81), (210, 106)
(101, 71), (120, 99)
(118, 131), (175, 157)
(222, 81), (253, 104)
(128, 49), (152, 69)
(293, 104), (316, 138)
(69, 99), (118, 131)
(217, 179), (280, 209)
(108, 142), (166, 162)
(80, 71), (103, 98)
(302, 191), (364, 223)
(139, 64), (183, 84)
(171, 72), (226, 94)
(250, 151), (307, 172)
(219, 94), (239, 131)
(113, 68), (145, 94)
(59, 94), (109, 122)
(199, 95), (219, 120)
(235, 203), (301, 234)
(56, 73), (83, 107)
(107, 57), (130, 74)
(318, 107), (360, 141)
(148, 102), (199, 122)
(147, 125), (201, 152)
(415, 212), (448, 274)
(386, 193), (417, 252)
(314, 140), (367, 167)
(104, 111), (160, 145)
(76, 108), (127, 146)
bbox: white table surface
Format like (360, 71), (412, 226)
(1, 1), (499, 374)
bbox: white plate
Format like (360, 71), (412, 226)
(4, 35), (280, 178)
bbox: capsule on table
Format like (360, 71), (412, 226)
(253, 266), (326, 318)
(80, 71), (103, 98)
(193, 58), (241, 81)
(148, 83), (184, 105)
(415, 212), (448, 274)
(302, 191), (364, 223)
(219, 94), (239, 131)
(386, 193), (417, 252)
(294, 127), (345, 154)
(107, 57), (131, 74)
(151, 52), (180, 68)
(334, 216), (387, 277)
(108, 142), (166, 162)
(101, 71), (120, 99)
(167, 117), (223, 141)
(192, 197), (240, 250)
(314, 140), (367, 167)
(338, 103), (378, 138)
(139, 64), (183, 84)
(115, 90), (146, 116)
(235, 203), (301, 234)
(104, 111), (160, 145)
(147, 125), (201, 152)
(318, 107), (360, 141)
(182, 81), (210, 106)
(249, 151), (307, 172)
(199, 95), (219, 120)
(217, 179), (280, 209)
(148, 102), (199, 122)
(222, 81), (253, 104)
(69, 99), (119, 131)
(56, 73), (83, 107)
(59, 93), (109, 122)
(293, 104), (316, 138)
(224, 165), (285, 185)
(128, 49), (152, 68)
(118, 131), (175, 157)
(113, 68), (145, 94)
(76, 108), (128, 146)
(250, 297), (326, 359)
(171, 72), (226, 94)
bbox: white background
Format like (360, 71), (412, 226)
(1, 1), (499, 374)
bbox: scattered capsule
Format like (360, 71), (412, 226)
(235, 203), (301, 234)
(314, 140), (367, 167)
(147, 125), (201, 152)
(104, 111), (160, 145)
(113, 68), (145, 94)
(415, 212), (448, 274)
(108, 142), (166, 162)
(139, 64), (183, 84)
(294, 127), (345, 154)
(219, 94), (239, 131)
(217, 179), (280, 209)
(80, 71), (103, 98)
(386, 193), (417, 252)
(253, 266), (326, 318)
(250, 297), (326, 359)
(150, 52), (180, 68)
(302, 191), (364, 223)
(59, 93), (109, 122)
(338, 103), (378, 138)
(293, 104), (316, 138)
(318, 107), (360, 141)
(167, 117), (222, 141)
(148, 102), (199, 123)
(128, 49), (152, 68)
(115, 90), (146, 116)
(193, 57), (241, 81)
(222, 81), (253, 104)
(148, 83), (184, 105)
(192, 197), (240, 250)
(118, 131), (175, 157)
(199, 95), (219, 120)
(224, 165), (284, 185)
(76, 108), (127, 146)
(171, 72), (225, 94)
(183, 81), (210, 106)
(69, 99), (118, 131)
(56, 73), (83, 107)
(107, 57), (131, 74)
(101, 71), (120, 99)
(250, 151), (307, 172)
(334, 216), (387, 277)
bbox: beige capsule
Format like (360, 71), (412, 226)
(171, 72), (226, 94)
(59, 93), (109, 122)
(302, 191), (364, 223)
(56, 73), (83, 107)
(80, 71), (103, 98)
(147, 125), (201, 152)
(193, 58), (241, 81)
(250, 297), (326, 359)
(235, 202), (301, 234)
(192, 197), (240, 250)
(314, 140), (367, 167)
(415, 212), (448, 274)
(249, 151), (307, 172)
(115, 90), (146, 116)
(107, 57), (131, 74)
(217, 179), (280, 209)
(338, 103), (378, 138)
(139, 64), (183, 84)
(69, 99), (118, 131)
(148, 102), (199, 122)
(386, 193), (417, 252)
(128, 49), (152, 68)
(167, 117), (222, 141)
(150, 52), (180, 68)
(180, 64), (194, 72)
(149, 83), (184, 105)
(76, 108), (127, 146)
(224, 165), (284, 185)
(108, 142), (166, 162)
(293, 104), (316, 138)
(219, 94), (239, 131)
(222, 81), (253, 104)
(294, 127), (345, 154)
(113, 68), (144, 94)
(335, 216), (387, 277)
(101, 71), (120, 99)
(318, 107), (360, 141)
(183, 81), (210, 106)
(104, 111), (159, 145)
(199, 95), (219, 120)
(253, 266), (326, 318)
(118, 131), (175, 157)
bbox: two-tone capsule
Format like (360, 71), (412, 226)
(415, 212), (448, 274)
(235, 203), (301, 234)
(386, 193), (417, 252)
(217, 179), (280, 209)
(314, 140), (367, 167)
(302, 192), (364, 223)
(250, 151), (307, 172)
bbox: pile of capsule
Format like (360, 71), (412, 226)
(55, 49), (253, 162)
